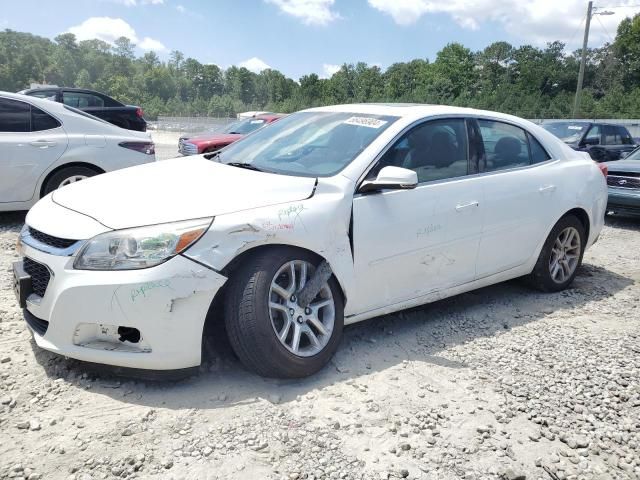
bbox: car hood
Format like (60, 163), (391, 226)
(51, 157), (316, 231)
(605, 159), (640, 173)
(188, 133), (243, 146)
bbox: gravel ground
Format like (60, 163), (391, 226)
(1, 208), (639, 480)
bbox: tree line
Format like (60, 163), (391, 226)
(1, 13), (639, 120)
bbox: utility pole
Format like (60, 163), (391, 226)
(573, 1), (593, 118)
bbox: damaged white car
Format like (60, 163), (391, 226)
(15, 104), (607, 378)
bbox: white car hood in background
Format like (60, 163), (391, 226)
(51, 157), (317, 230)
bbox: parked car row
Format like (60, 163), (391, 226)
(13, 103), (609, 379)
(178, 114), (284, 155)
(19, 87), (148, 132)
(542, 121), (637, 162)
(0, 91), (155, 211)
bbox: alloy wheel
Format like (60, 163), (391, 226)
(549, 226), (581, 284)
(58, 175), (88, 188)
(268, 260), (335, 357)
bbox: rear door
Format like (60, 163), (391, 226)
(471, 118), (556, 277)
(350, 117), (484, 314)
(0, 98), (68, 203)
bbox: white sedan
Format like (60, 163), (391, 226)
(15, 104), (607, 378)
(0, 91), (155, 212)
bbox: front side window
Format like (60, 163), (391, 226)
(217, 111), (398, 177)
(369, 118), (468, 183)
(0, 98), (30, 132)
(584, 125), (601, 145)
(63, 92), (104, 108)
(477, 120), (530, 172)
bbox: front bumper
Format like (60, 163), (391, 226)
(17, 243), (227, 370)
(607, 187), (640, 216)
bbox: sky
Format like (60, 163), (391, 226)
(2, 0), (640, 80)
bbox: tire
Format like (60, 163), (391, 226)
(528, 215), (586, 292)
(42, 166), (100, 196)
(224, 247), (344, 378)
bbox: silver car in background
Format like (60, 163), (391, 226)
(0, 91), (156, 212)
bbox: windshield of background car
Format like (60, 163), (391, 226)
(217, 111), (398, 177)
(542, 122), (589, 143)
(223, 118), (267, 135)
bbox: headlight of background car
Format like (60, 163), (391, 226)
(74, 218), (213, 270)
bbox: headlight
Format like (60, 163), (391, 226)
(74, 218), (213, 270)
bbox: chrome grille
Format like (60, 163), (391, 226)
(607, 175), (640, 190)
(28, 227), (77, 249)
(179, 141), (198, 156)
(23, 257), (51, 298)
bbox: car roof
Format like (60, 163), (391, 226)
(304, 103), (531, 123)
(253, 114), (286, 121)
(0, 90), (70, 114)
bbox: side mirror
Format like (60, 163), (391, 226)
(358, 166), (418, 193)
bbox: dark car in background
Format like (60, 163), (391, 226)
(178, 114), (284, 155)
(19, 87), (147, 132)
(542, 121), (637, 162)
(604, 146), (640, 217)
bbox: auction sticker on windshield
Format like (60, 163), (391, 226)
(344, 116), (388, 128)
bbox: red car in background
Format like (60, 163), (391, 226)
(178, 114), (284, 155)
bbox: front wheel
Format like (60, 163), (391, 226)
(224, 247), (344, 378)
(528, 215), (586, 292)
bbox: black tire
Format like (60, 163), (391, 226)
(224, 247), (344, 378)
(42, 166), (100, 196)
(528, 214), (586, 292)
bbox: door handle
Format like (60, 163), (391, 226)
(455, 200), (479, 211)
(29, 140), (57, 148)
(539, 185), (556, 194)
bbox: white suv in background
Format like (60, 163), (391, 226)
(0, 91), (155, 212)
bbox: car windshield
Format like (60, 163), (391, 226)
(216, 111), (398, 177)
(223, 118), (268, 135)
(542, 122), (589, 143)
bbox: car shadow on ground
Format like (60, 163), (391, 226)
(605, 214), (640, 231)
(29, 256), (634, 411)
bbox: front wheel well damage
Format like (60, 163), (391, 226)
(202, 244), (347, 342)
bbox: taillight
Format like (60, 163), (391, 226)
(136, 107), (144, 118)
(597, 163), (608, 177)
(119, 141), (155, 155)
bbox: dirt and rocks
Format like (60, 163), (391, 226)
(0, 211), (639, 480)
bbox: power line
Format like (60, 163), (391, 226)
(594, 14), (616, 43)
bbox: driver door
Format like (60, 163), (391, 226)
(349, 118), (484, 315)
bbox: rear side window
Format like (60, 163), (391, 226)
(527, 132), (551, 164)
(475, 120), (551, 172)
(0, 98), (30, 132)
(31, 106), (61, 131)
(63, 91), (104, 108)
(617, 126), (633, 145)
(477, 120), (530, 172)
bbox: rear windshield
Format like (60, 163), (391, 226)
(63, 105), (111, 125)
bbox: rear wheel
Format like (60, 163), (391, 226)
(528, 215), (586, 292)
(224, 247), (344, 378)
(42, 166), (100, 196)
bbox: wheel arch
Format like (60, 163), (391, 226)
(39, 162), (105, 199)
(221, 243), (348, 306)
(563, 207), (590, 241)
